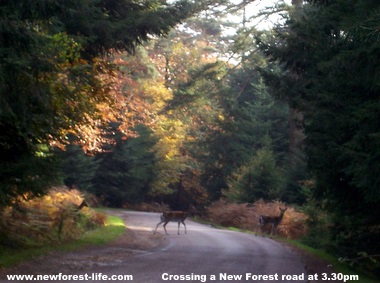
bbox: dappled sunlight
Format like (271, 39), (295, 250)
(0, 187), (105, 246)
(125, 225), (153, 232)
(1, 0), (379, 278)
(105, 222), (126, 227)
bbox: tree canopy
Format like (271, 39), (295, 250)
(0, 0), (200, 206)
(257, 0), (380, 262)
(1, 0), (380, 275)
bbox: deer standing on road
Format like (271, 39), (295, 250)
(256, 207), (287, 237)
(154, 211), (188, 235)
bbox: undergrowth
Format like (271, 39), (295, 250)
(0, 213), (125, 268)
(206, 199), (307, 239)
(206, 199), (379, 281)
(0, 187), (106, 249)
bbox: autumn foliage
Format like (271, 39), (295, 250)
(206, 199), (307, 239)
(0, 187), (105, 248)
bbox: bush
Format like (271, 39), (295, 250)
(224, 148), (285, 202)
(206, 199), (307, 239)
(0, 187), (105, 248)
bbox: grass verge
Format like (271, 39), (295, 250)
(194, 217), (378, 283)
(0, 214), (125, 268)
(279, 239), (378, 283)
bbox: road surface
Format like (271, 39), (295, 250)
(1, 210), (307, 282)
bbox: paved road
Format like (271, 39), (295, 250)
(98, 211), (306, 283)
(1, 211), (307, 282)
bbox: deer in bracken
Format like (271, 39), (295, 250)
(75, 199), (88, 211)
(256, 207), (287, 237)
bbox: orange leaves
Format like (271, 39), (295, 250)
(0, 187), (105, 246)
(206, 199), (307, 239)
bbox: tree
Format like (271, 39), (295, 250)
(224, 147), (285, 202)
(201, 55), (290, 201)
(142, 15), (234, 206)
(92, 124), (158, 207)
(0, 0), (200, 207)
(56, 136), (99, 191)
(257, 0), (380, 266)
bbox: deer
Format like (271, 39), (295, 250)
(76, 199), (88, 211)
(256, 207), (287, 238)
(154, 205), (197, 235)
(154, 211), (188, 235)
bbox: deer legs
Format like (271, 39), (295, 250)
(154, 211), (188, 235)
(255, 207), (287, 238)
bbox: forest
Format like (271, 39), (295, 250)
(1, 0), (379, 278)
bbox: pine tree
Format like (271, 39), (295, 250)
(92, 124), (158, 206)
(56, 139), (99, 191)
(0, 0), (200, 206)
(257, 0), (380, 267)
(225, 147), (285, 202)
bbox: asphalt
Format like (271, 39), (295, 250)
(0, 210), (307, 283)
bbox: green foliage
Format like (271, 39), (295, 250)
(147, 24), (232, 205)
(201, 59), (290, 201)
(300, 198), (332, 250)
(56, 140), (99, 191)
(0, 0), (199, 207)
(257, 0), (380, 274)
(0, 142), (61, 207)
(0, 213), (123, 268)
(224, 147), (285, 202)
(92, 124), (158, 206)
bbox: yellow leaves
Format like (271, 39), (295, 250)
(0, 187), (104, 246)
(52, 33), (82, 65)
(150, 115), (190, 193)
(140, 81), (173, 108)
